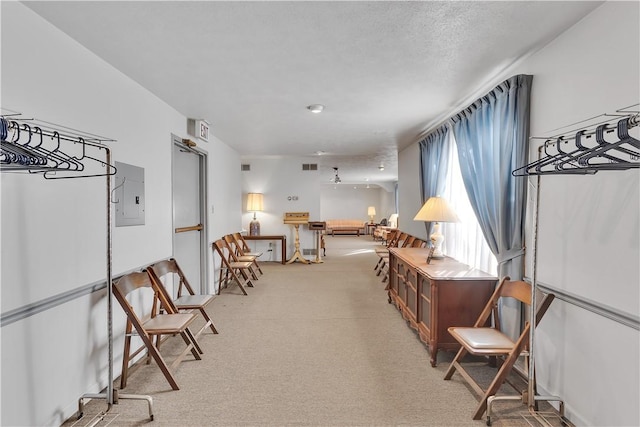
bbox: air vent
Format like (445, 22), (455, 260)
(241, 164), (251, 171)
(302, 163), (318, 171)
(303, 248), (317, 256)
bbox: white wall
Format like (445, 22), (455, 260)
(240, 156), (321, 260)
(398, 142), (427, 239)
(512, 3), (639, 425)
(0, 3), (241, 426)
(397, 3), (639, 425)
(321, 185), (385, 222)
(241, 156), (396, 258)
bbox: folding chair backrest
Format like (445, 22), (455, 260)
(113, 271), (169, 322)
(387, 230), (403, 247)
(232, 232), (251, 254)
(224, 234), (242, 257)
(474, 277), (553, 331)
(401, 235), (415, 248)
(411, 238), (426, 248)
(148, 258), (195, 298)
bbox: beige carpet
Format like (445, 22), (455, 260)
(64, 235), (567, 427)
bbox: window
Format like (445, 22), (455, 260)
(441, 131), (497, 275)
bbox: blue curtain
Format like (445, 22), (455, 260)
(451, 74), (532, 281)
(418, 125), (452, 235)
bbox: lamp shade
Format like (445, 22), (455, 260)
(413, 196), (459, 223)
(388, 213), (399, 228)
(367, 206), (376, 216)
(246, 193), (264, 212)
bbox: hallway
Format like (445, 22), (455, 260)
(67, 236), (558, 426)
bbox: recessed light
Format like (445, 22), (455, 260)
(379, 164), (385, 171)
(307, 104), (324, 113)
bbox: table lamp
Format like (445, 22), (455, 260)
(247, 193), (264, 236)
(413, 196), (459, 259)
(367, 206), (376, 223)
(388, 213), (399, 228)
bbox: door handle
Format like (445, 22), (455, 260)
(175, 224), (203, 233)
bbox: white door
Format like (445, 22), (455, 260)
(172, 137), (208, 293)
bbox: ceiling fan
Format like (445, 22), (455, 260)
(333, 167), (341, 184)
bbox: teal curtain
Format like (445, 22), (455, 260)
(451, 74), (532, 281)
(418, 126), (452, 236)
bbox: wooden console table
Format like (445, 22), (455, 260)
(387, 247), (497, 367)
(243, 235), (286, 265)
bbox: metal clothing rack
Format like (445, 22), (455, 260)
(501, 105), (640, 426)
(513, 106), (640, 177)
(0, 110), (154, 424)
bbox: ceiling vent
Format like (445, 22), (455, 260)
(241, 164), (251, 171)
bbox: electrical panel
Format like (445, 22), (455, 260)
(114, 161), (145, 227)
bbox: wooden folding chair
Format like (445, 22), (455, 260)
(112, 271), (202, 390)
(376, 232), (412, 278)
(443, 277), (555, 421)
(212, 238), (255, 295)
(232, 232), (264, 275)
(224, 234), (260, 280)
(381, 237), (426, 283)
(373, 230), (401, 274)
(147, 258), (218, 343)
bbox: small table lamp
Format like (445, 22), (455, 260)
(247, 193), (264, 236)
(388, 213), (399, 228)
(367, 206), (376, 224)
(413, 196), (459, 259)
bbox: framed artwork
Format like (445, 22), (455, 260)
(426, 246), (435, 264)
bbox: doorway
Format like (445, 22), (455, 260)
(172, 135), (208, 293)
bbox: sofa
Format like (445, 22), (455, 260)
(325, 219), (366, 236)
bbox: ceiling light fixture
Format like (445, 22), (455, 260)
(333, 167), (341, 184)
(307, 104), (325, 113)
(379, 164), (385, 171)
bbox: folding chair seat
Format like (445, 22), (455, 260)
(147, 258), (218, 343)
(224, 234), (260, 280)
(443, 277), (555, 422)
(112, 271), (202, 391)
(212, 238), (255, 295)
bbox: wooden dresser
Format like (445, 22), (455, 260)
(387, 247), (497, 367)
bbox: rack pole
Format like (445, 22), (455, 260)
(527, 145), (566, 421)
(78, 146), (154, 423)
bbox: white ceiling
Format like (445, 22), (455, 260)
(24, 1), (601, 185)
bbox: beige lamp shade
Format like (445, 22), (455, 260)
(413, 196), (459, 259)
(246, 193), (264, 212)
(388, 213), (399, 228)
(247, 193), (264, 236)
(413, 196), (459, 223)
(367, 206), (376, 216)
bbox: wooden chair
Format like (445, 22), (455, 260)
(381, 237), (427, 283)
(147, 258), (218, 343)
(212, 238), (255, 295)
(375, 232), (412, 278)
(373, 230), (401, 274)
(224, 234), (260, 280)
(232, 232), (264, 275)
(443, 277), (555, 421)
(112, 271), (202, 390)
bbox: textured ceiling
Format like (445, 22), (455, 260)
(24, 1), (601, 185)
